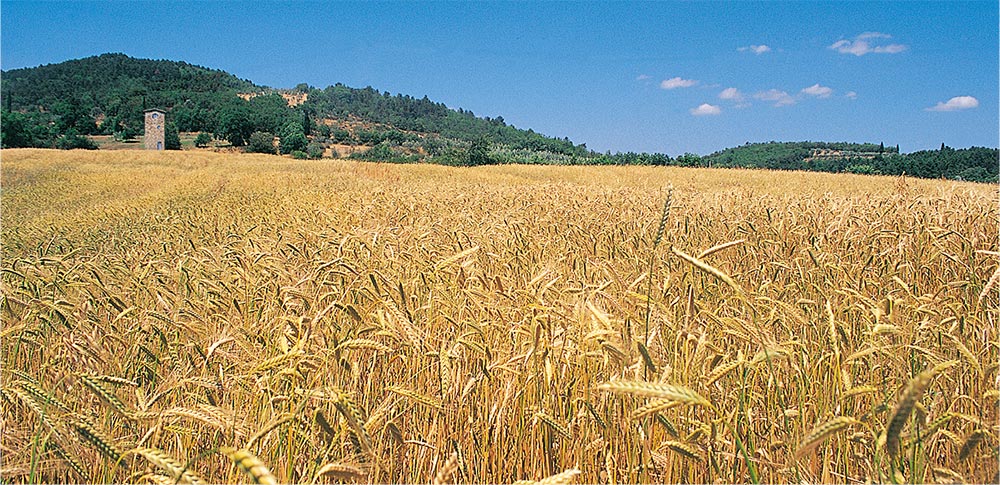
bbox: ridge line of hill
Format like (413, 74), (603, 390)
(1, 53), (997, 181)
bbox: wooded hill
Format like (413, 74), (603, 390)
(1, 53), (996, 181)
(0, 53), (585, 161)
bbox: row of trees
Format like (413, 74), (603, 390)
(697, 141), (995, 182)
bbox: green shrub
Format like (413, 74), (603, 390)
(307, 142), (325, 159)
(280, 132), (308, 154)
(55, 130), (98, 150)
(246, 131), (276, 154)
(194, 132), (213, 147)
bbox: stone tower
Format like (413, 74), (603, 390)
(144, 109), (165, 150)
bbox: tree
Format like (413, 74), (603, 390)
(280, 132), (308, 154)
(246, 131), (276, 154)
(279, 120), (308, 155)
(215, 102), (253, 146)
(194, 132), (213, 148)
(164, 123), (182, 150)
(307, 141), (325, 159)
(464, 136), (493, 166)
(1, 111), (32, 148)
(302, 109), (314, 136)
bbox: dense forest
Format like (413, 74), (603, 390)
(1, 54), (996, 181)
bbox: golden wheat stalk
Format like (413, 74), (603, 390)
(46, 440), (89, 481)
(536, 468), (581, 485)
(705, 357), (743, 387)
(435, 245), (480, 270)
(598, 381), (712, 409)
(533, 411), (571, 439)
(882, 361), (957, 458)
(825, 300), (841, 359)
(218, 447), (277, 485)
(696, 239), (745, 259)
(140, 473), (179, 485)
(908, 412), (955, 447)
(432, 451), (460, 485)
(631, 398), (682, 420)
(671, 246), (746, 296)
(382, 298), (426, 347)
(163, 407), (228, 430)
(8, 386), (59, 431)
(335, 338), (393, 353)
(931, 467), (966, 484)
(251, 349), (305, 374)
(315, 462), (368, 482)
(794, 416), (859, 459)
(246, 412), (300, 449)
(72, 416), (128, 467)
(334, 392), (373, 456)
(659, 440), (704, 463)
(978, 264), (1000, 307)
(92, 375), (140, 387)
(958, 429), (986, 461)
(18, 379), (71, 414)
(840, 385), (879, 399)
(947, 334), (981, 375)
(387, 385), (443, 410)
(438, 346), (454, 396)
(132, 447), (207, 485)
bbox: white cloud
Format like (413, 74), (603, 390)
(845, 91), (858, 99)
(926, 96), (979, 112)
(754, 89), (796, 107)
(660, 77), (698, 89)
(690, 103), (722, 116)
(738, 44), (771, 55)
(801, 83), (833, 98)
(718, 87), (750, 108)
(718, 87), (742, 100)
(636, 74), (651, 81)
(830, 33), (907, 56)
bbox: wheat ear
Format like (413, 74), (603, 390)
(671, 246), (746, 297)
(132, 447), (207, 485)
(218, 447), (277, 485)
(794, 416), (859, 459)
(432, 451), (460, 485)
(598, 381), (712, 409)
(883, 360), (957, 458)
(315, 462), (367, 482)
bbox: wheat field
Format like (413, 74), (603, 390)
(1, 149), (997, 484)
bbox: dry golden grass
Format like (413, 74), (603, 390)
(1, 148), (997, 483)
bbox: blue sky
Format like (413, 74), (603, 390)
(2, 1), (997, 155)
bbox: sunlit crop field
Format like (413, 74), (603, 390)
(2, 149), (997, 484)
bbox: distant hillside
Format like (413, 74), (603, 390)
(1, 54), (996, 180)
(2, 53), (256, 109)
(701, 141), (997, 182)
(703, 141), (896, 170)
(0, 53), (586, 162)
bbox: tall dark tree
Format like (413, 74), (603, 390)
(215, 102), (253, 146)
(164, 123), (182, 150)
